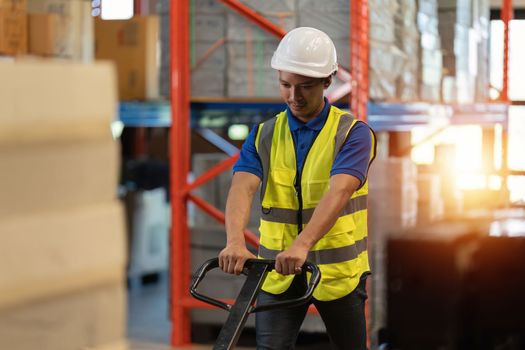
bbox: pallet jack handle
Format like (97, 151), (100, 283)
(190, 258), (321, 313)
(190, 258), (321, 350)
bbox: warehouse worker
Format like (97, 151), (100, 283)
(219, 27), (376, 350)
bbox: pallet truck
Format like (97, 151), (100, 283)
(190, 258), (321, 350)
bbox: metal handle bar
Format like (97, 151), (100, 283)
(189, 258), (321, 313)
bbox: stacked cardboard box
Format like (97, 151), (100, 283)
(192, 4), (227, 97)
(417, 173), (444, 224)
(368, 157), (418, 343)
(439, 0), (490, 103)
(474, 0), (490, 101)
(95, 16), (160, 101)
(27, 0), (93, 61)
(369, 0), (406, 101)
(226, 0), (295, 98)
(158, 0), (169, 97)
(0, 61), (127, 350)
(0, 0), (27, 55)
(417, 0), (443, 101)
(395, 0), (420, 101)
(297, 0), (349, 66)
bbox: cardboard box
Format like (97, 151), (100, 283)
(0, 9), (27, 55)
(86, 340), (129, 350)
(0, 201), (126, 309)
(27, 0), (93, 61)
(95, 16), (160, 101)
(0, 140), (120, 218)
(0, 60), (117, 144)
(0, 0), (26, 11)
(0, 284), (126, 350)
(28, 13), (72, 57)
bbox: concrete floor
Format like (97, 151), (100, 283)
(127, 274), (330, 350)
(129, 339), (254, 350)
(127, 274), (257, 349)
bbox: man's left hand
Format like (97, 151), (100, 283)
(275, 242), (309, 275)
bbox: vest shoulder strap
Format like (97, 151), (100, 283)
(256, 115), (279, 206)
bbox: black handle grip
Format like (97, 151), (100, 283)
(250, 261), (320, 313)
(190, 258), (231, 312)
(189, 258), (321, 314)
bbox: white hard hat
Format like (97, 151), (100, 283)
(271, 27), (338, 78)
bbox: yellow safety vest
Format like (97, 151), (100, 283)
(254, 105), (376, 301)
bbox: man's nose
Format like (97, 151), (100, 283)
(290, 86), (301, 101)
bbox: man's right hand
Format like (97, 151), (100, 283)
(218, 243), (256, 275)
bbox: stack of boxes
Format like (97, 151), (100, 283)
(27, 0), (94, 61)
(95, 16), (160, 101)
(369, 0), (406, 101)
(438, 0), (490, 103)
(297, 0), (349, 70)
(0, 0), (27, 55)
(0, 61), (127, 350)
(192, 0), (227, 97)
(395, 0), (420, 101)
(439, 0), (475, 103)
(226, 0), (295, 98)
(417, 173), (445, 224)
(474, 0), (490, 101)
(417, 0), (443, 101)
(368, 157), (418, 342)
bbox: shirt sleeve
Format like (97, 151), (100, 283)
(233, 125), (263, 180)
(331, 121), (374, 186)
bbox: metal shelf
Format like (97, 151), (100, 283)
(119, 100), (508, 131)
(119, 101), (171, 127)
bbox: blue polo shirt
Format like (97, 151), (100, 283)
(233, 98), (373, 186)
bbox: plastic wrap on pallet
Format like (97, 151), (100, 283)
(397, 60), (419, 101)
(417, 0), (438, 15)
(228, 68), (279, 98)
(369, 41), (406, 101)
(368, 157), (418, 341)
(193, 41), (227, 70)
(438, 0), (472, 26)
(192, 68), (226, 97)
(369, 0), (398, 43)
(395, 0), (417, 29)
(417, 173), (444, 225)
(193, 13), (226, 42)
(417, 12), (439, 34)
(159, 11), (169, 98)
(226, 5), (295, 42)
(474, 0), (490, 101)
(332, 39), (350, 69)
(296, 3), (349, 41)
(226, 41), (279, 98)
(394, 0), (419, 101)
(297, 0), (349, 13)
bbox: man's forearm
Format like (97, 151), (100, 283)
(225, 188), (253, 244)
(224, 172), (260, 246)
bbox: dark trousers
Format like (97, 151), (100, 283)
(255, 275), (368, 350)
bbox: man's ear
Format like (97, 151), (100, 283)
(323, 75), (333, 89)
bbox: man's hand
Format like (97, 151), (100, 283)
(219, 243), (256, 275)
(275, 240), (310, 275)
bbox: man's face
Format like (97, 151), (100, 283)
(278, 71), (331, 122)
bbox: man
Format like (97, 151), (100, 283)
(219, 27), (376, 350)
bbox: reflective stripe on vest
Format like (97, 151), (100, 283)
(261, 195), (368, 225)
(259, 237), (368, 265)
(255, 105), (375, 301)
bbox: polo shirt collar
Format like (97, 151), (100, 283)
(286, 97), (331, 132)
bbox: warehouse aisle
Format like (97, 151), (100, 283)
(127, 275), (331, 349)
